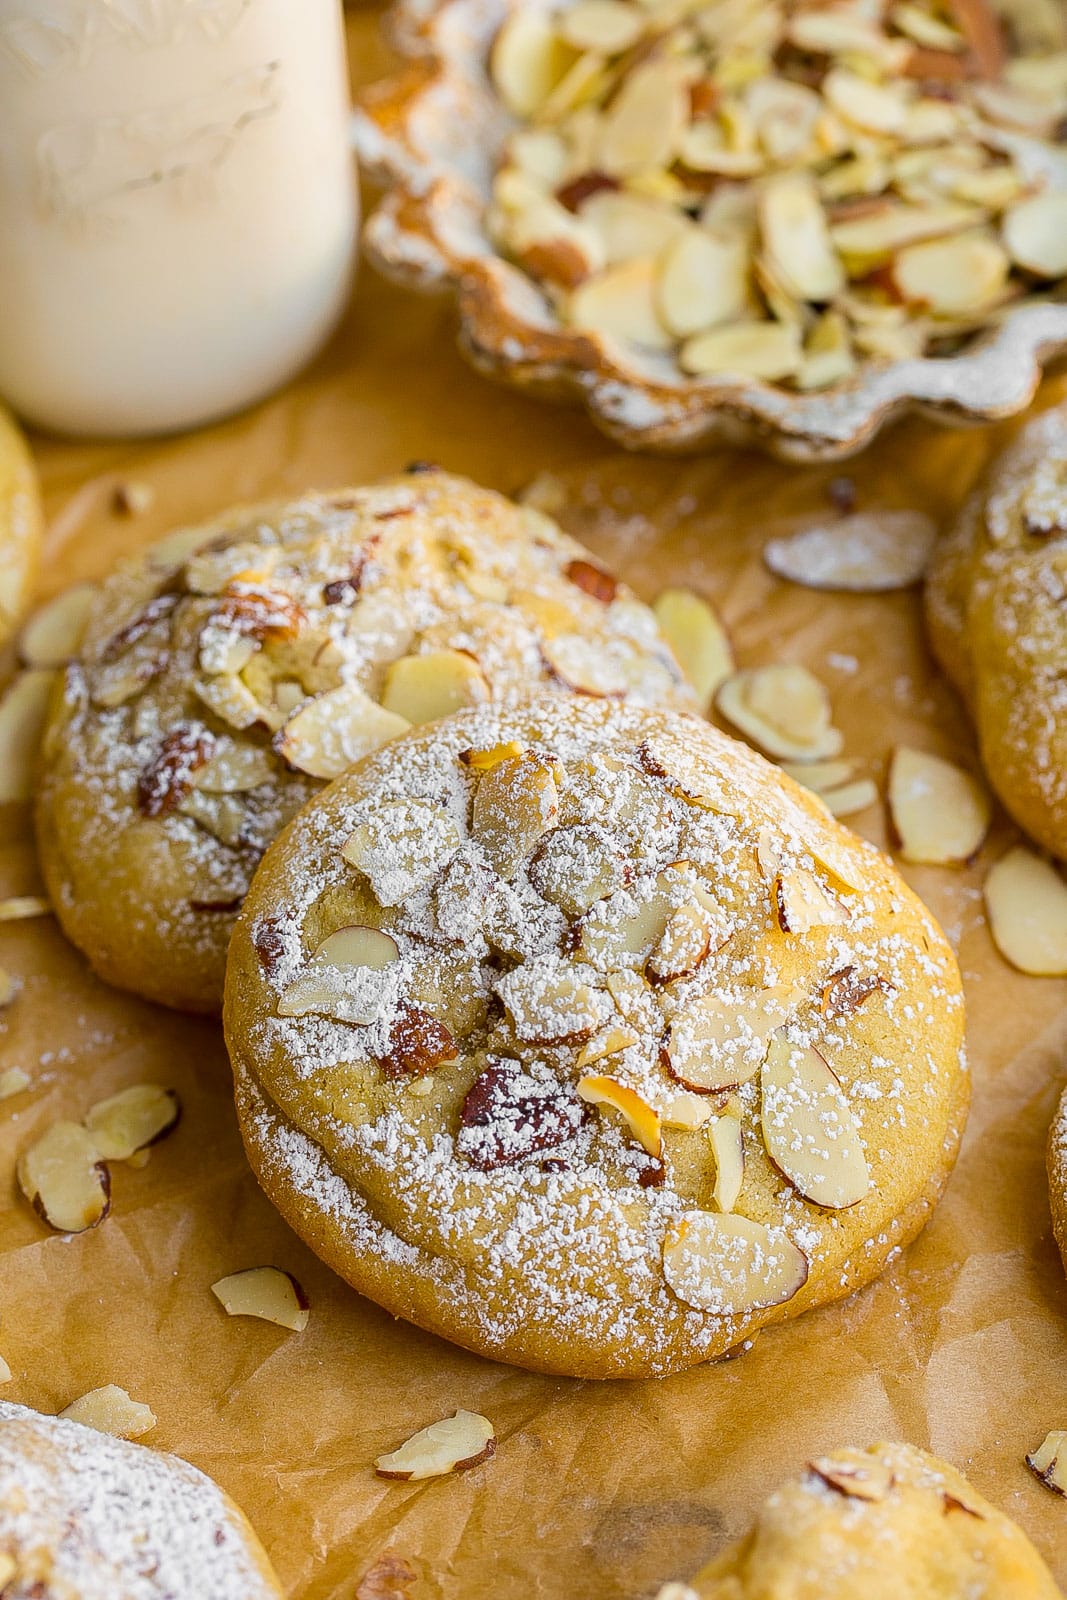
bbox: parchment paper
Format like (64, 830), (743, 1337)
(3, 11), (1067, 1596)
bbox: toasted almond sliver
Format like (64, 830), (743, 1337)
(59, 1385), (156, 1440)
(892, 232), (1010, 316)
(662, 1211), (808, 1315)
(575, 1024), (639, 1069)
(1027, 1431), (1067, 1495)
(984, 847), (1067, 977)
(491, 9), (574, 117)
(578, 1074), (662, 1156)
(888, 747), (991, 866)
(376, 1411), (495, 1481)
(498, 955), (612, 1045)
(652, 588), (733, 711)
(660, 1089), (716, 1131)
(763, 511), (937, 593)
(761, 1034), (870, 1208)
(212, 1266), (310, 1332)
(17, 1121), (110, 1235)
(680, 320), (802, 381)
(709, 1108), (744, 1213)
(568, 258), (674, 350)
(18, 584), (97, 668)
(759, 171), (844, 304)
(275, 683), (410, 780)
(84, 1085), (181, 1162)
(656, 228), (751, 339)
(716, 665), (842, 763)
(1003, 192), (1067, 280)
(0, 896), (51, 922)
(0, 670), (59, 805)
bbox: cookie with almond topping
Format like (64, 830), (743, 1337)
(674, 1441), (1059, 1599)
(926, 403), (1067, 861)
(225, 699), (966, 1379)
(34, 470), (692, 1013)
(0, 1398), (283, 1599)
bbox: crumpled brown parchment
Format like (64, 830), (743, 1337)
(2, 11), (1067, 1597)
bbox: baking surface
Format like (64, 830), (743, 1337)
(3, 9), (1067, 1596)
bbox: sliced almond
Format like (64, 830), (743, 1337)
(761, 1034), (870, 1208)
(1003, 192), (1067, 279)
(760, 171), (844, 304)
(0, 1066), (30, 1099)
(18, 584), (97, 668)
(888, 747), (991, 865)
(830, 201), (981, 264)
(652, 588), (733, 710)
(646, 903), (720, 985)
(820, 778), (879, 819)
(529, 823), (629, 917)
(709, 1107), (744, 1213)
(59, 1385), (156, 1440)
(656, 228), (751, 339)
(17, 1121), (110, 1234)
(774, 869), (849, 934)
(380, 649), (490, 727)
(211, 1266), (310, 1332)
(491, 9), (574, 117)
(558, 0), (644, 55)
(1027, 1431), (1067, 1495)
(578, 1074), (662, 1157)
(984, 847), (1067, 977)
(823, 69), (907, 137)
(597, 59), (688, 179)
(680, 320), (802, 381)
(84, 1085), (181, 1162)
(543, 633), (631, 696)
(811, 1451), (894, 1502)
(580, 191), (690, 264)
(892, 232), (1009, 316)
(342, 801), (462, 906)
(0, 896), (51, 922)
(662, 1211), (808, 1315)
(459, 741), (526, 772)
(575, 1024), (639, 1069)
(0, 669), (58, 804)
(275, 683), (410, 780)
(375, 1410), (495, 1481)
(568, 258), (674, 350)
(716, 665), (842, 762)
(472, 754), (559, 878)
(278, 926), (400, 1022)
(0, 1356), (11, 1384)
(763, 511), (937, 593)
(194, 743), (275, 794)
(497, 955), (613, 1045)
(665, 984), (804, 1093)
(660, 1089), (717, 1131)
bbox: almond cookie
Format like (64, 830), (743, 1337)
(0, 1398), (282, 1598)
(225, 699), (967, 1379)
(926, 404), (1067, 860)
(34, 470), (693, 1013)
(672, 1442), (1060, 1599)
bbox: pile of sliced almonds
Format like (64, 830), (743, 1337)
(488, 0), (1067, 386)
(16, 1084), (180, 1234)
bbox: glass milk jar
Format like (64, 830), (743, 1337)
(0, 0), (358, 437)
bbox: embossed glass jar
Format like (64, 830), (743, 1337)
(0, 0), (357, 437)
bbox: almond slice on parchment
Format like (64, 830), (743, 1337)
(888, 747), (991, 865)
(1027, 1431), (1067, 1496)
(17, 1121), (111, 1234)
(376, 1410), (495, 1481)
(59, 1386), (156, 1440)
(0, 669), (58, 804)
(761, 1034), (870, 1209)
(717, 665), (843, 763)
(662, 1211), (808, 1315)
(84, 1085), (180, 1161)
(984, 847), (1067, 977)
(763, 511), (937, 592)
(652, 588), (733, 710)
(18, 584), (97, 668)
(212, 1266), (310, 1332)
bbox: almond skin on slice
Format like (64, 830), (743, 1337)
(459, 741), (526, 771)
(456, 1057), (585, 1170)
(18, 584), (97, 668)
(211, 1266), (310, 1332)
(652, 589), (733, 711)
(645, 903), (719, 985)
(376, 1002), (457, 1079)
(662, 1211), (808, 1316)
(380, 649), (490, 727)
(716, 666), (842, 763)
(887, 747), (991, 866)
(59, 1385), (157, 1439)
(984, 847), (1067, 977)
(1027, 1431), (1067, 1496)
(274, 684), (410, 779)
(375, 1410), (495, 1481)
(763, 511), (937, 593)
(0, 668), (59, 804)
(577, 1074), (662, 1157)
(84, 1085), (181, 1162)
(17, 1121), (111, 1234)
(761, 1034), (870, 1209)
(565, 558), (618, 603)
